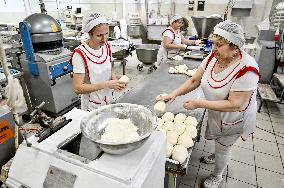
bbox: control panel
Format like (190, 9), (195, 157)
(49, 61), (73, 80)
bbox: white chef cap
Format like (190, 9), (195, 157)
(83, 12), (109, 33)
(213, 20), (245, 48)
(170, 15), (183, 25)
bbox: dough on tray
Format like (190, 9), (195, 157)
(166, 142), (173, 158)
(184, 116), (198, 127)
(118, 75), (130, 84)
(178, 133), (194, 148)
(163, 121), (174, 131)
(162, 112), (175, 122)
(173, 122), (186, 135)
(167, 130), (179, 145)
(174, 113), (187, 123)
(154, 101), (166, 113)
(172, 145), (188, 164)
(185, 125), (197, 138)
(158, 118), (164, 127)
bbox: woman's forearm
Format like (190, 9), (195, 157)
(197, 99), (242, 112)
(74, 82), (109, 94)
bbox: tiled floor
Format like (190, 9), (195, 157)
(114, 51), (284, 188)
(176, 100), (284, 188)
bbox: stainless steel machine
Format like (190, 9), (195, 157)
(19, 13), (79, 114)
(6, 108), (166, 188)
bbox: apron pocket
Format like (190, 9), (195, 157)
(221, 118), (244, 136)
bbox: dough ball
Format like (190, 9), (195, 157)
(162, 112), (174, 122)
(184, 116), (198, 127)
(156, 93), (168, 101)
(166, 142), (173, 158)
(158, 118), (164, 126)
(118, 75), (130, 84)
(185, 125), (197, 138)
(174, 113), (187, 123)
(166, 130), (179, 145)
(172, 145), (188, 163)
(157, 123), (163, 130)
(173, 122), (186, 135)
(168, 67), (178, 74)
(163, 121), (174, 131)
(186, 69), (197, 77)
(154, 101), (166, 113)
(178, 133), (194, 148)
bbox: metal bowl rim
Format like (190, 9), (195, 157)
(80, 103), (158, 145)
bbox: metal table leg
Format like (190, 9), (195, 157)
(122, 59), (127, 75)
(167, 172), (178, 188)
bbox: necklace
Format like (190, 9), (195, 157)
(216, 61), (228, 69)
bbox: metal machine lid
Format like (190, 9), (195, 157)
(24, 13), (62, 43)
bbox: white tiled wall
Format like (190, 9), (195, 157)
(0, 0), (274, 37)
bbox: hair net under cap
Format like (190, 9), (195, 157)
(83, 12), (109, 33)
(213, 20), (245, 48)
(170, 15), (183, 25)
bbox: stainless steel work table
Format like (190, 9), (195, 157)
(115, 58), (206, 188)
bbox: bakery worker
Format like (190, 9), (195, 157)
(161, 20), (260, 188)
(156, 15), (201, 66)
(71, 12), (126, 111)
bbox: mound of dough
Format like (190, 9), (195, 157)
(163, 121), (174, 131)
(184, 116), (198, 127)
(118, 75), (130, 84)
(101, 118), (139, 142)
(172, 145), (188, 163)
(172, 55), (183, 61)
(154, 101), (166, 113)
(174, 113), (187, 123)
(167, 130), (179, 145)
(166, 142), (173, 158)
(173, 122), (186, 135)
(185, 69), (197, 77)
(168, 67), (179, 74)
(162, 112), (174, 122)
(178, 133), (194, 148)
(175, 64), (188, 73)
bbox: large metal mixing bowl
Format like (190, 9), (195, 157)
(80, 103), (157, 155)
(136, 44), (159, 65)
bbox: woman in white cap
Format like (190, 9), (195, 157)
(156, 15), (201, 66)
(71, 13), (126, 111)
(160, 20), (259, 188)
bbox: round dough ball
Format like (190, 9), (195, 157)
(172, 145), (188, 163)
(166, 142), (173, 158)
(154, 101), (166, 113)
(156, 93), (168, 101)
(118, 75), (130, 84)
(163, 121), (174, 131)
(161, 129), (167, 137)
(166, 130), (179, 145)
(157, 123), (163, 130)
(174, 113), (187, 123)
(162, 112), (174, 122)
(184, 116), (198, 127)
(173, 122), (186, 135)
(158, 118), (164, 126)
(185, 125), (197, 138)
(178, 134), (194, 148)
